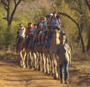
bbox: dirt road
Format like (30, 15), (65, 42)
(0, 60), (68, 87)
(0, 54), (90, 87)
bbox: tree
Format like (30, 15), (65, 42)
(87, 25), (90, 51)
(53, 0), (86, 52)
(85, 0), (90, 11)
(85, 0), (90, 51)
(0, 0), (22, 49)
(0, 0), (22, 28)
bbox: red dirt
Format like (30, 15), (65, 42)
(0, 53), (90, 87)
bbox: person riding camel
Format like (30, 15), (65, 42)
(37, 17), (44, 44)
(16, 23), (26, 49)
(43, 17), (48, 43)
(17, 23), (26, 38)
(50, 11), (61, 30)
(25, 22), (35, 48)
(45, 14), (54, 47)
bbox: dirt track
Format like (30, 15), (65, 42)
(0, 55), (90, 87)
(0, 60), (67, 87)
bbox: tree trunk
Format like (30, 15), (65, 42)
(77, 26), (85, 52)
(85, 0), (90, 11)
(87, 25), (90, 51)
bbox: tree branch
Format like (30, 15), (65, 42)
(85, 0), (90, 11)
(14, 0), (16, 5)
(16, 0), (22, 5)
(9, 0), (22, 25)
(58, 12), (80, 28)
(1, 0), (8, 6)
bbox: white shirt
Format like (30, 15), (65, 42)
(19, 27), (26, 37)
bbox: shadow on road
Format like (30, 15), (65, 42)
(0, 52), (20, 66)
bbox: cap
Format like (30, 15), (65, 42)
(19, 23), (23, 26)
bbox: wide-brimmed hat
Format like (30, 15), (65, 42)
(49, 13), (53, 16)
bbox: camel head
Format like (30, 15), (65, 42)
(53, 29), (61, 45)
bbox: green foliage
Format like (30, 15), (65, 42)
(0, 0), (90, 51)
(55, 0), (90, 50)
(0, 0), (52, 50)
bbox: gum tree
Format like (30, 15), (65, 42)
(0, 0), (22, 28)
(54, 0), (89, 52)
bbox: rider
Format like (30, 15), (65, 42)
(16, 23), (26, 49)
(17, 23), (26, 38)
(50, 11), (61, 30)
(43, 17), (48, 43)
(25, 22), (35, 48)
(45, 15), (53, 47)
(37, 17), (44, 44)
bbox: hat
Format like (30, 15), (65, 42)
(29, 22), (32, 24)
(49, 13), (53, 16)
(19, 23), (23, 26)
(46, 15), (51, 18)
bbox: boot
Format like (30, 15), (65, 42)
(60, 79), (64, 84)
(65, 79), (68, 84)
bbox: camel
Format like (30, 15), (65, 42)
(16, 37), (27, 68)
(26, 29), (61, 78)
(26, 29), (61, 75)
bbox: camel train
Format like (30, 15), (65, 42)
(16, 11), (71, 80)
(16, 28), (71, 79)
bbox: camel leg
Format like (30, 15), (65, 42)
(20, 51), (23, 67)
(33, 53), (36, 69)
(26, 53), (31, 68)
(49, 55), (53, 75)
(40, 53), (43, 72)
(23, 52), (27, 68)
(32, 53), (35, 68)
(29, 52), (34, 68)
(34, 53), (37, 70)
(29, 52), (32, 68)
(38, 53), (40, 71)
(20, 51), (27, 68)
(43, 54), (47, 73)
(54, 58), (58, 79)
(34, 52), (38, 70)
(31, 53), (33, 68)
(47, 55), (51, 75)
(36, 52), (40, 71)
(52, 56), (57, 79)
(53, 55), (59, 79)
(52, 55), (59, 79)
(47, 55), (50, 75)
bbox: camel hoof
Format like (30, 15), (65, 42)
(53, 74), (57, 79)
